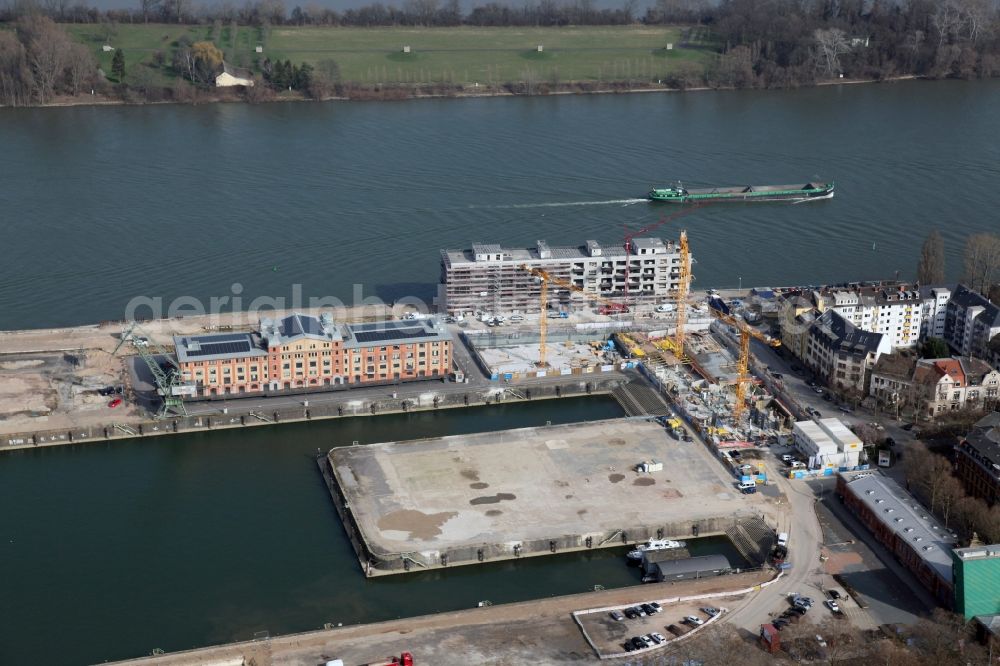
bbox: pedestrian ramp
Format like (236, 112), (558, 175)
(612, 380), (671, 417)
(726, 517), (776, 566)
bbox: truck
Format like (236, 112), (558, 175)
(599, 303), (630, 315)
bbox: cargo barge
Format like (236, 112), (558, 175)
(648, 181), (834, 203)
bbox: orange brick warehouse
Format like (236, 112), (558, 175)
(173, 313), (452, 398)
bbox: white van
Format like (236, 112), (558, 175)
(777, 532), (789, 547)
(738, 481), (757, 494)
(655, 303), (676, 313)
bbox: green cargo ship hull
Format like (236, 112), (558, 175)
(648, 181), (834, 203)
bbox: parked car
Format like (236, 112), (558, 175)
(816, 635), (828, 648)
(813, 387), (824, 394)
(790, 461), (806, 469)
(624, 607), (640, 619)
(781, 454), (794, 463)
(838, 405), (853, 413)
(885, 437), (896, 448)
(651, 632), (666, 644)
(640, 634), (654, 647)
(683, 616), (704, 626)
(700, 607), (720, 617)
(649, 602), (662, 613)
(641, 604), (658, 616)
(108, 398), (123, 408)
(609, 610), (625, 621)
(772, 372), (783, 379)
(902, 423), (915, 431)
(623, 641), (635, 652)
(828, 590), (841, 600)
(631, 637), (646, 650)
(825, 599), (841, 613)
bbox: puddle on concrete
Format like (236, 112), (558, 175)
(460, 469), (480, 481)
(469, 493), (516, 505)
(485, 509), (503, 516)
(633, 477), (655, 486)
(608, 438), (627, 446)
(469, 482), (489, 490)
(608, 473), (625, 483)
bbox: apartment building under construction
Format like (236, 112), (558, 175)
(439, 237), (691, 315)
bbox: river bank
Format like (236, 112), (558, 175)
(104, 570), (773, 665)
(6, 73), (925, 110)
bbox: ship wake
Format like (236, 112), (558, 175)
(486, 198), (647, 209)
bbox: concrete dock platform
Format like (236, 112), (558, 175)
(323, 418), (769, 576)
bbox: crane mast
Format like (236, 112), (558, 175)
(708, 307), (781, 423)
(520, 264), (630, 368)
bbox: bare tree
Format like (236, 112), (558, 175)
(0, 31), (33, 107)
(19, 15), (72, 103)
(814, 28), (849, 77)
(963, 232), (1000, 295)
(938, 473), (964, 528)
(918, 229), (946, 285)
(954, 495), (989, 540)
(139, 0), (162, 24)
(64, 42), (96, 95)
(932, 0), (964, 47)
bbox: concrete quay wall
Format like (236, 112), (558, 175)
(1, 376), (624, 453)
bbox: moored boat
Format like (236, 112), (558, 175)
(648, 181), (834, 203)
(626, 538), (687, 560)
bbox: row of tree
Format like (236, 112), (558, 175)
(0, 15), (98, 105)
(917, 229), (1000, 299)
(905, 444), (1000, 544)
(0, 0), (640, 27)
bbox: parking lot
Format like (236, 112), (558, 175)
(577, 597), (740, 657)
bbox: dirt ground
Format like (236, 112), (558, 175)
(107, 573), (771, 666)
(0, 304), (393, 438)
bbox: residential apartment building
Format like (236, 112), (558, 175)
(870, 354), (1000, 418)
(869, 351), (918, 408)
(920, 285), (952, 339)
(819, 285), (925, 349)
(804, 309), (891, 392)
(174, 313), (452, 398)
(955, 413), (1000, 506)
(944, 285), (1000, 360)
(439, 237), (690, 315)
(914, 357), (1000, 417)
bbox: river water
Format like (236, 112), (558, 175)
(3, 81), (1000, 664)
(3, 80), (1000, 331)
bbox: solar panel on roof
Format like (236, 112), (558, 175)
(191, 333), (249, 344)
(353, 327), (429, 344)
(185, 340), (253, 357)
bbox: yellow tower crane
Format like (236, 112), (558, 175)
(649, 229), (692, 362)
(709, 306), (781, 422)
(519, 264), (630, 368)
